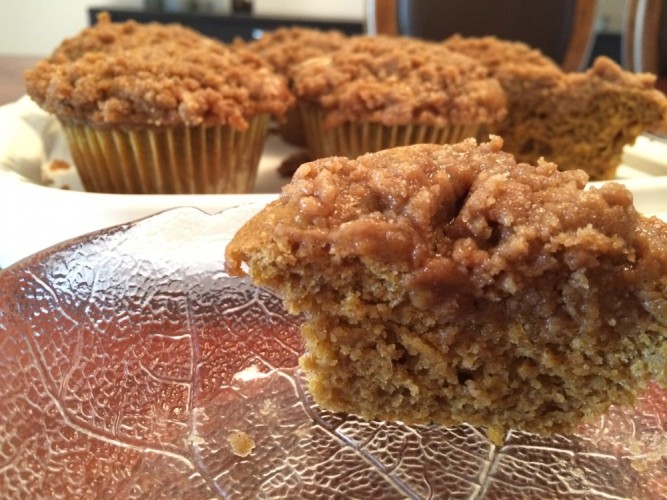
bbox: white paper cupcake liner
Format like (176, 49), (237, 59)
(61, 114), (270, 194)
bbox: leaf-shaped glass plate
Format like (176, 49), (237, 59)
(0, 203), (665, 499)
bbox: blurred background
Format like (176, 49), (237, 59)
(0, 1), (363, 55)
(0, 0), (625, 66)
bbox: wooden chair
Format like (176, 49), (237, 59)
(623, 0), (666, 75)
(366, 0), (598, 71)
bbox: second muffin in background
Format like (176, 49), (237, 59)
(443, 35), (667, 180)
(290, 35), (507, 160)
(241, 26), (348, 147)
(25, 13), (294, 195)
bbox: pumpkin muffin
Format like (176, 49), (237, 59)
(290, 35), (507, 159)
(242, 26), (348, 146)
(225, 137), (667, 439)
(443, 35), (667, 180)
(24, 13), (294, 194)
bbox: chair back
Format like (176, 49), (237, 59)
(623, 0), (666, 75)
(367, 0), (598, 71)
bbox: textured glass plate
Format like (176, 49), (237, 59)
(0, 204), (665, 499)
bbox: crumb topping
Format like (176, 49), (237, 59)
(242, 26), (348, 78)
(291, 35), (507, 128)
(227, 431), (255, 457)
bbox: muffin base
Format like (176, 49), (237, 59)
(300, 104), (483, 159)
(61, 115), (270, 194)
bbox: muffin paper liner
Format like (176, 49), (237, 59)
(300, 104), (483, 159)
(61, 114), (270, 194)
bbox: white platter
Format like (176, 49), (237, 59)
(1, 97), (666, 268)
(0, 98), (297, 267)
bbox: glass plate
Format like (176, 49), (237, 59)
(0, 204), (665, 498)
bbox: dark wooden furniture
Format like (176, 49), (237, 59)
(624, 0), (666, 75)
(89, 8), (363, 42)
(367, 0), (598, 71)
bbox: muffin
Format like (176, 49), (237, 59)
(443, 35), (667, 180)
(24, 13), (294, 194)
(225, 137), (667, 440)
(241, 27), (348, 147)
(290, 35), (507, 159)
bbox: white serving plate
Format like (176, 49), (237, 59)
(1, 97), (666, 268)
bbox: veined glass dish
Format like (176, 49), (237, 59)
(0, 204), (665, 498)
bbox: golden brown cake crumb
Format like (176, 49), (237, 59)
(443, 36), (667, 180)
(442, 34), (560, 71)
(226, 137), (667, 437)
(227, 431), (255, 457)
(47, 159), (71, 171)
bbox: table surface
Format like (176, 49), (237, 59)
(2, 54), (666, 106)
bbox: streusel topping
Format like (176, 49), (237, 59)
(291, 35), (507, 128)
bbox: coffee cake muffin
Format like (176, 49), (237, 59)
(225, 137), (667, 439)
(25, 13), (294, 194)
(290, 35), (506, 159)
(242, 27), (348, 146)
(443, 35), (667, 180)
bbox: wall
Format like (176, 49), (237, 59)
(252, 0), (364, 21)
(596, 0), (625, 32)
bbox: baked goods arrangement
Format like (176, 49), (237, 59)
(24, 13), (667, 193)
(225, 136), (667, 440)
